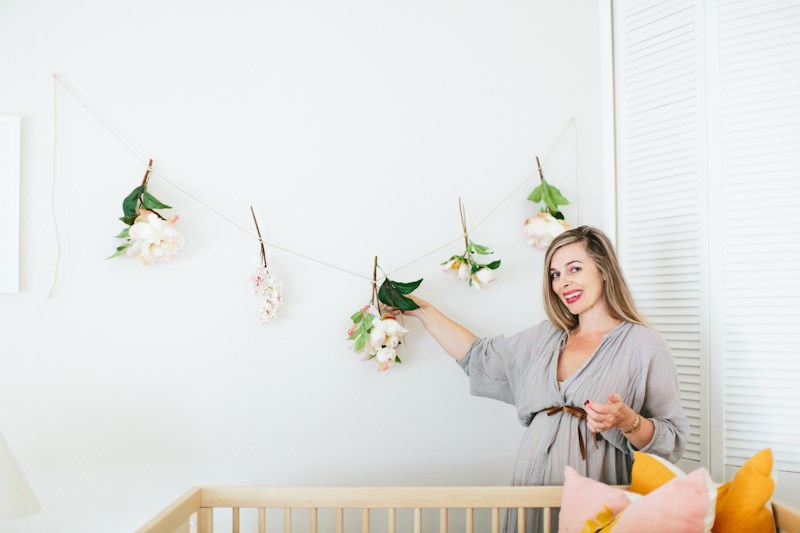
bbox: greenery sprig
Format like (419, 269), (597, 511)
(527, 155), (570, 219)
(442, 199), (501, 289)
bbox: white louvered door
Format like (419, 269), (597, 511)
(614, 0), (800, 492)
(613, 0), (706, 468)
(716, 0), (800, 476)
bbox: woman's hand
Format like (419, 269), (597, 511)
(584, 393), (635, 433)
(383, 294), (429, 319)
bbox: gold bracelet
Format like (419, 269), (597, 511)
(622, 414), (642, 434)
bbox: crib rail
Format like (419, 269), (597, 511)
(135, 486), (569, 533)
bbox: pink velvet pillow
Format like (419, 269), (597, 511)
(558, 466), (630, 533)
(559, 465), (716, 533)
(612, 467), (716, 532)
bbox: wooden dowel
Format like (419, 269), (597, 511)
(466, 508), (473, 533)
(284, 508), (291, 533)
(388, 508), (396, 533)
(310, 508), (318, 533)
(543, 507), (552, 533)
(336, 508), (344, 533)
(517, 508), (525, 533)
(232, 507), (240, 533)
(198, 507), (213, 533)
(258, 508), (266, 533)
(492, 508), (500, 533)
(362, 508), (370, 533)
(414, 508), (422, 533)
(439, 508), (448, 533)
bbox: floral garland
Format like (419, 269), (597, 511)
(110, 159), (185, 265)
(250, 207), (284, 324)
(442, 199), (501, 289)
(347, 257), (422, 372)
(524, 155), (570, 251)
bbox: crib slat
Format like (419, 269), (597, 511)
(543, 507), (552, 533)
(362, 508), (370, 533)
(465, 507), (473, 533)
(414, 508), (422, 533)
(439, 508), (447, 533)
(388, 508), (396, 533)
(517, 508), (525, 533)
(310, 508), (317, 533)
(258, 508), (265, 533)
(284, 508), (291, 533)
(491, 508), (499, 533)
(232, 508), (240, 533)
(198, 507), (213, 533)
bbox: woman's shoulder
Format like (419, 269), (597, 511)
(506, 319), (562, 346)
(623, 322), (671, 355)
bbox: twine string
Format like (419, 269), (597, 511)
(51, 74), (578, 288)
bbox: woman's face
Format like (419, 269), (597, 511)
(549, 242), (606, 317)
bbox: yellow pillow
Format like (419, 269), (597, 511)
(630, 451), (685, 495)
(713, 448), (775, 533)
(629, 449), (776, 533)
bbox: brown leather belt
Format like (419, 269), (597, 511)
(536, 405), (598, 460)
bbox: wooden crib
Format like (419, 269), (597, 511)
(136, 486), (800, 533)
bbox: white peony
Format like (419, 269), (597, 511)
(369, 315), (409, 348)
(524, 212), (568, 251)
(126, 210), (185, 266)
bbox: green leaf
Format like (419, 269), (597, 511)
(115, 227), (130, 239)
(470, 261), (479, 273)
(107, 244), (128, 259)
(389, 278), (423, 294)
(351, 310), (363, 323)
(552, 210), (565, 220)
(471, 242), (493, 255)
(122, 186), (144, 218)
(378, 278), (421, 310)
(142, 191), (171, 210)
(527, 183), (544, 203)
(395, 354), (402, 364)
(540, 180), (570, 213)
(485, 260), (502, 270)
(119, 215), (137, 225)
(354, 335), (367, 352)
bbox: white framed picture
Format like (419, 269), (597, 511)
(0, 115), (20, 293)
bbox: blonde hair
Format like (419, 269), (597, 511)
(542, 226), (646, 331)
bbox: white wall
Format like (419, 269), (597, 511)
(0, 1), (608, 531)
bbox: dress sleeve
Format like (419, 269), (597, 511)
(631, 333), (690, 463)
(456, 325), (541, 407)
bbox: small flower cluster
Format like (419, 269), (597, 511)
(442, 240), (501, 290)
(347, 305), (409, 372)
(524, 211), (568, 251)
(252, 265), (284, 324)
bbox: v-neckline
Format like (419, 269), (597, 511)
(552, 321), (628, 395)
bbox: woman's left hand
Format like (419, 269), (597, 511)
(585, 393), (632, 433)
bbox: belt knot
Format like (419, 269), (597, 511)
(537, 405), (598, 460)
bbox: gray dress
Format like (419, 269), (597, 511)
(458, 320), (689, 533)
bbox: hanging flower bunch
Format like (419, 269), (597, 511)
(250, 207), (284, 324)
(524, 155), (570, 251)
(347, 257), (422, 372)
(442, 199), (501, 289)
(110, 159), (185, 265)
